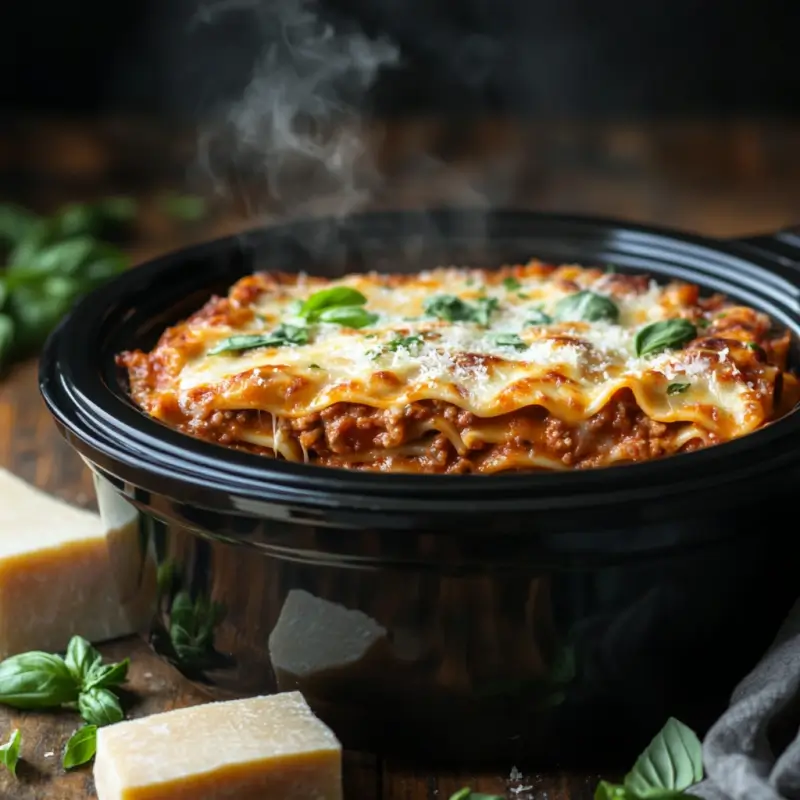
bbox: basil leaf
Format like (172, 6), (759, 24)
(424, 294), (476, 322)
(157, 193), (207, 222)
(65, 636), (103, 684)
(78, 687), (124, 727)
(473, 296), (499, 326)
(0, 729), (21, 777)
(209, 324), (309, 354)
(0, 204), (39, 244)
(667, 382), (690, 396)
(594, 781), (627, 799)
(526, 309), (552, 326)
(624, 717), (703, 796)
(8, 235), (97, 275)
(317, 305), (378, 329)
(503, 277), (521, 290)
(424, 294), (499, 326)
(63, 725), (97, 770)
(387, 334), (424, 353)
(299, 287), (367, 321)
(0, 314), (14, 368)
(0, 652), (79, 709)
(635, 319), (697, 357)
(83, 658), (130, 691)
(554, 290), (619, 323)
(491, 333), (527, 351)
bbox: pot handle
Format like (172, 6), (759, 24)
(731, 225), (800, 265)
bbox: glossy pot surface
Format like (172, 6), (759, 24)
(40, 210), (800, 767)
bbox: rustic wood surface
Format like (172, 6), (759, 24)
(0, 115), (799, 798)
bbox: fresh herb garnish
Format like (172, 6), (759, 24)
(209, 325), (309, 355)
(667, 382), (690, 396)
(316, 305), (377, 329)
(0, 651), (80, 709)
(526, 308), (553, 326)
(697, 318), (710, 329)
(503, 277), (521, 291)
(309, 363), (322, 369)
(0, 729), (21, 777)
(491, 333), (527, 351)
(595, 717), (703, 799)
(554, 290), (619, 323)
(449, 790), (505, 800)
(635, 319), (696, 357)
(424, 294), (499, 326)
(63, 725), (97, 771)
(78, 687), (124, 727)
(746, 342), (767, 358)
(387, 334), (424, 352)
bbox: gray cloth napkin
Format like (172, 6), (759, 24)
(693, 597), (800, 800)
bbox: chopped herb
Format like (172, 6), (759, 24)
(309, 363), (322, 369)
(209, 325), (309, 355)
(697, 318), (710, 329)
(387, 334), (424, 353)
(667, 382), (690, 395)
(63, 725), (97, 770)
(526, 309), (553, 326)
(553, 290), (619, 323)
(746, 342), (767, 358)
(491, 333), (527, 351)
(517, 292), (530, 299)
(0, 729), (21, 777)
(503, 277), (521, 291)
(634, 319), (696, 357)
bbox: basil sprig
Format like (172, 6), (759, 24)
(208, 324), (309, 355)
(595, 717), (703, 799)
(0, 635), (129, 771)
(63, 725), (97, 770)
(526, 308), (553, 326)
(296, 286), (378, 329)
(554, 290), (619, 323)
(424, 294), (499, 326)
(0, 729), (21, 777)
(635, 319), (697, 357)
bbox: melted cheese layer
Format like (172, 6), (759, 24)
(118, 260), (799, 473)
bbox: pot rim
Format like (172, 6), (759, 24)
(39, 208), (800, 518)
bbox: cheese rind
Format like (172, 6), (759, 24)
(93, 692), (342, 800)
(0, 469), (149, 658)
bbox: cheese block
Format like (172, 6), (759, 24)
(93, 692), (343, 800)
(0, 468), (151, 658)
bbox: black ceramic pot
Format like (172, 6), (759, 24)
(39, 210), (800, 769)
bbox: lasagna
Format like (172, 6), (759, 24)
(118, 261), (800, 474)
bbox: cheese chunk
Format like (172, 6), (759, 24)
(93, 692), (342, 800)
(0, 468), (150, 658)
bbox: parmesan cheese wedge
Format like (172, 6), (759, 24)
(93, 692), (343, 800)
(0, 468), (151, 657)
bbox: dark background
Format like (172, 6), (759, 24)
(2, 0), (799, 119)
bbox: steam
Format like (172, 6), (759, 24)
(194, 0), (401, 218)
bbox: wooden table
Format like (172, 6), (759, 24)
(1, 115), (799, 798)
